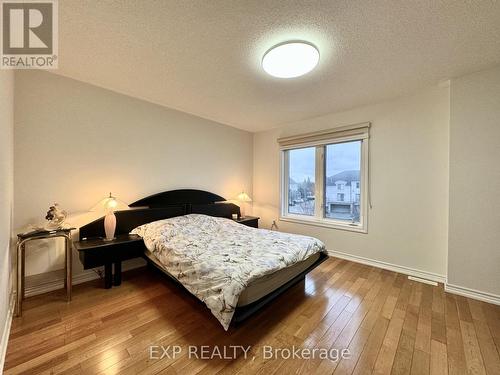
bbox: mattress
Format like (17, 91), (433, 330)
(132, 214), (326, 329)
(144, 250), (321, 307)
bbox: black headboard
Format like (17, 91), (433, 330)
(130, 189), (225, 208)
(79, 189), (240, 240)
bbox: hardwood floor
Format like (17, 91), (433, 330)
(4, 259), (500, 375)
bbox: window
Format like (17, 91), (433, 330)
(279, 122), (370, 232)
(325, 141), (361, 222)
(287, 147), (315, 216)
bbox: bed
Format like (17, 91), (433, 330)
(78, 189), (328, 329)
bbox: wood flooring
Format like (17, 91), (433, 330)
(4, 258), (500, 374)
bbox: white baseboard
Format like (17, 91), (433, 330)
(25, 258), (146, 298)
(0, 292), (15, 373)
(328, 250), (500, 306)
(25, 269), (100, 297)
(445, 283), (500, 306)
(408, 276), (438, 286)
(327, 250), (447, 284)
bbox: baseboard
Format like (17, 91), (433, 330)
(25, 269), (100, 297)
(328, 250), (500, 305)
(25, 258), (146, 298)
(327, 250), (447, 284)
(0, 292), (15, 373)
(445, 283), (500, 306)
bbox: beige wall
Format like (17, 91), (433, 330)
(253, 85), (450, 279)
(14, 71), (253, 276)
(448, 66), (500, 296)
(0, 71), (14, 357)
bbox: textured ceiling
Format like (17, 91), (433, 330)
(56, 1), (500, 132)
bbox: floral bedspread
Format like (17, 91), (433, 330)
(131, 214), (326, 330)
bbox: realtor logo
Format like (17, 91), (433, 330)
(1, 0), (58, 69)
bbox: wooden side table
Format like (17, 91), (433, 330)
(15, 227), (75, 317)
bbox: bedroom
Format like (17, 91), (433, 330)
(0, 1), (499, 374)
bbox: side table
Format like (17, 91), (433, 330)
(15, 227), (75, 317)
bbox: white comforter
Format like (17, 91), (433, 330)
(131, 214), (326, 329)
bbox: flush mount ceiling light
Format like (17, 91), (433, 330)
(262, 41), (320, 78)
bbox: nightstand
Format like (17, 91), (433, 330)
(234, 216), (259, 228)
(74, 234), (144, 289)
(16, 227), (75, 317)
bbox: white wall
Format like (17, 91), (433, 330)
(448, 66), (500, 296)
(14, 71), (253, 277)
(0, 71), (14, 362)
(253, 85), (450, 279)
(13, 67), (500, 302)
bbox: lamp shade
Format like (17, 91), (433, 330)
(90, 192), (129, 213)
(236, 192), (252, 202)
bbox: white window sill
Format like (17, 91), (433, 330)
(279, 216), (367, 234)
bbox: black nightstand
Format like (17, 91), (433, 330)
(74, 234), (144, 289)
(234, 216), (259, 228)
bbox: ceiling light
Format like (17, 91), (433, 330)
(262, 41), (319, 78)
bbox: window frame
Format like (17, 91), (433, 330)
(279, 124), (370, 233)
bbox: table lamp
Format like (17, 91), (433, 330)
(236, 191), (252, 218)
(91, 193), (129, 241)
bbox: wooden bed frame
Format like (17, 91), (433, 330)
(79, 189), (328, 325)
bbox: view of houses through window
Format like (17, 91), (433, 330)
(325, 141), (361, 222)
(288, 147), (315, 216)
(287, 141), (361, 223)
